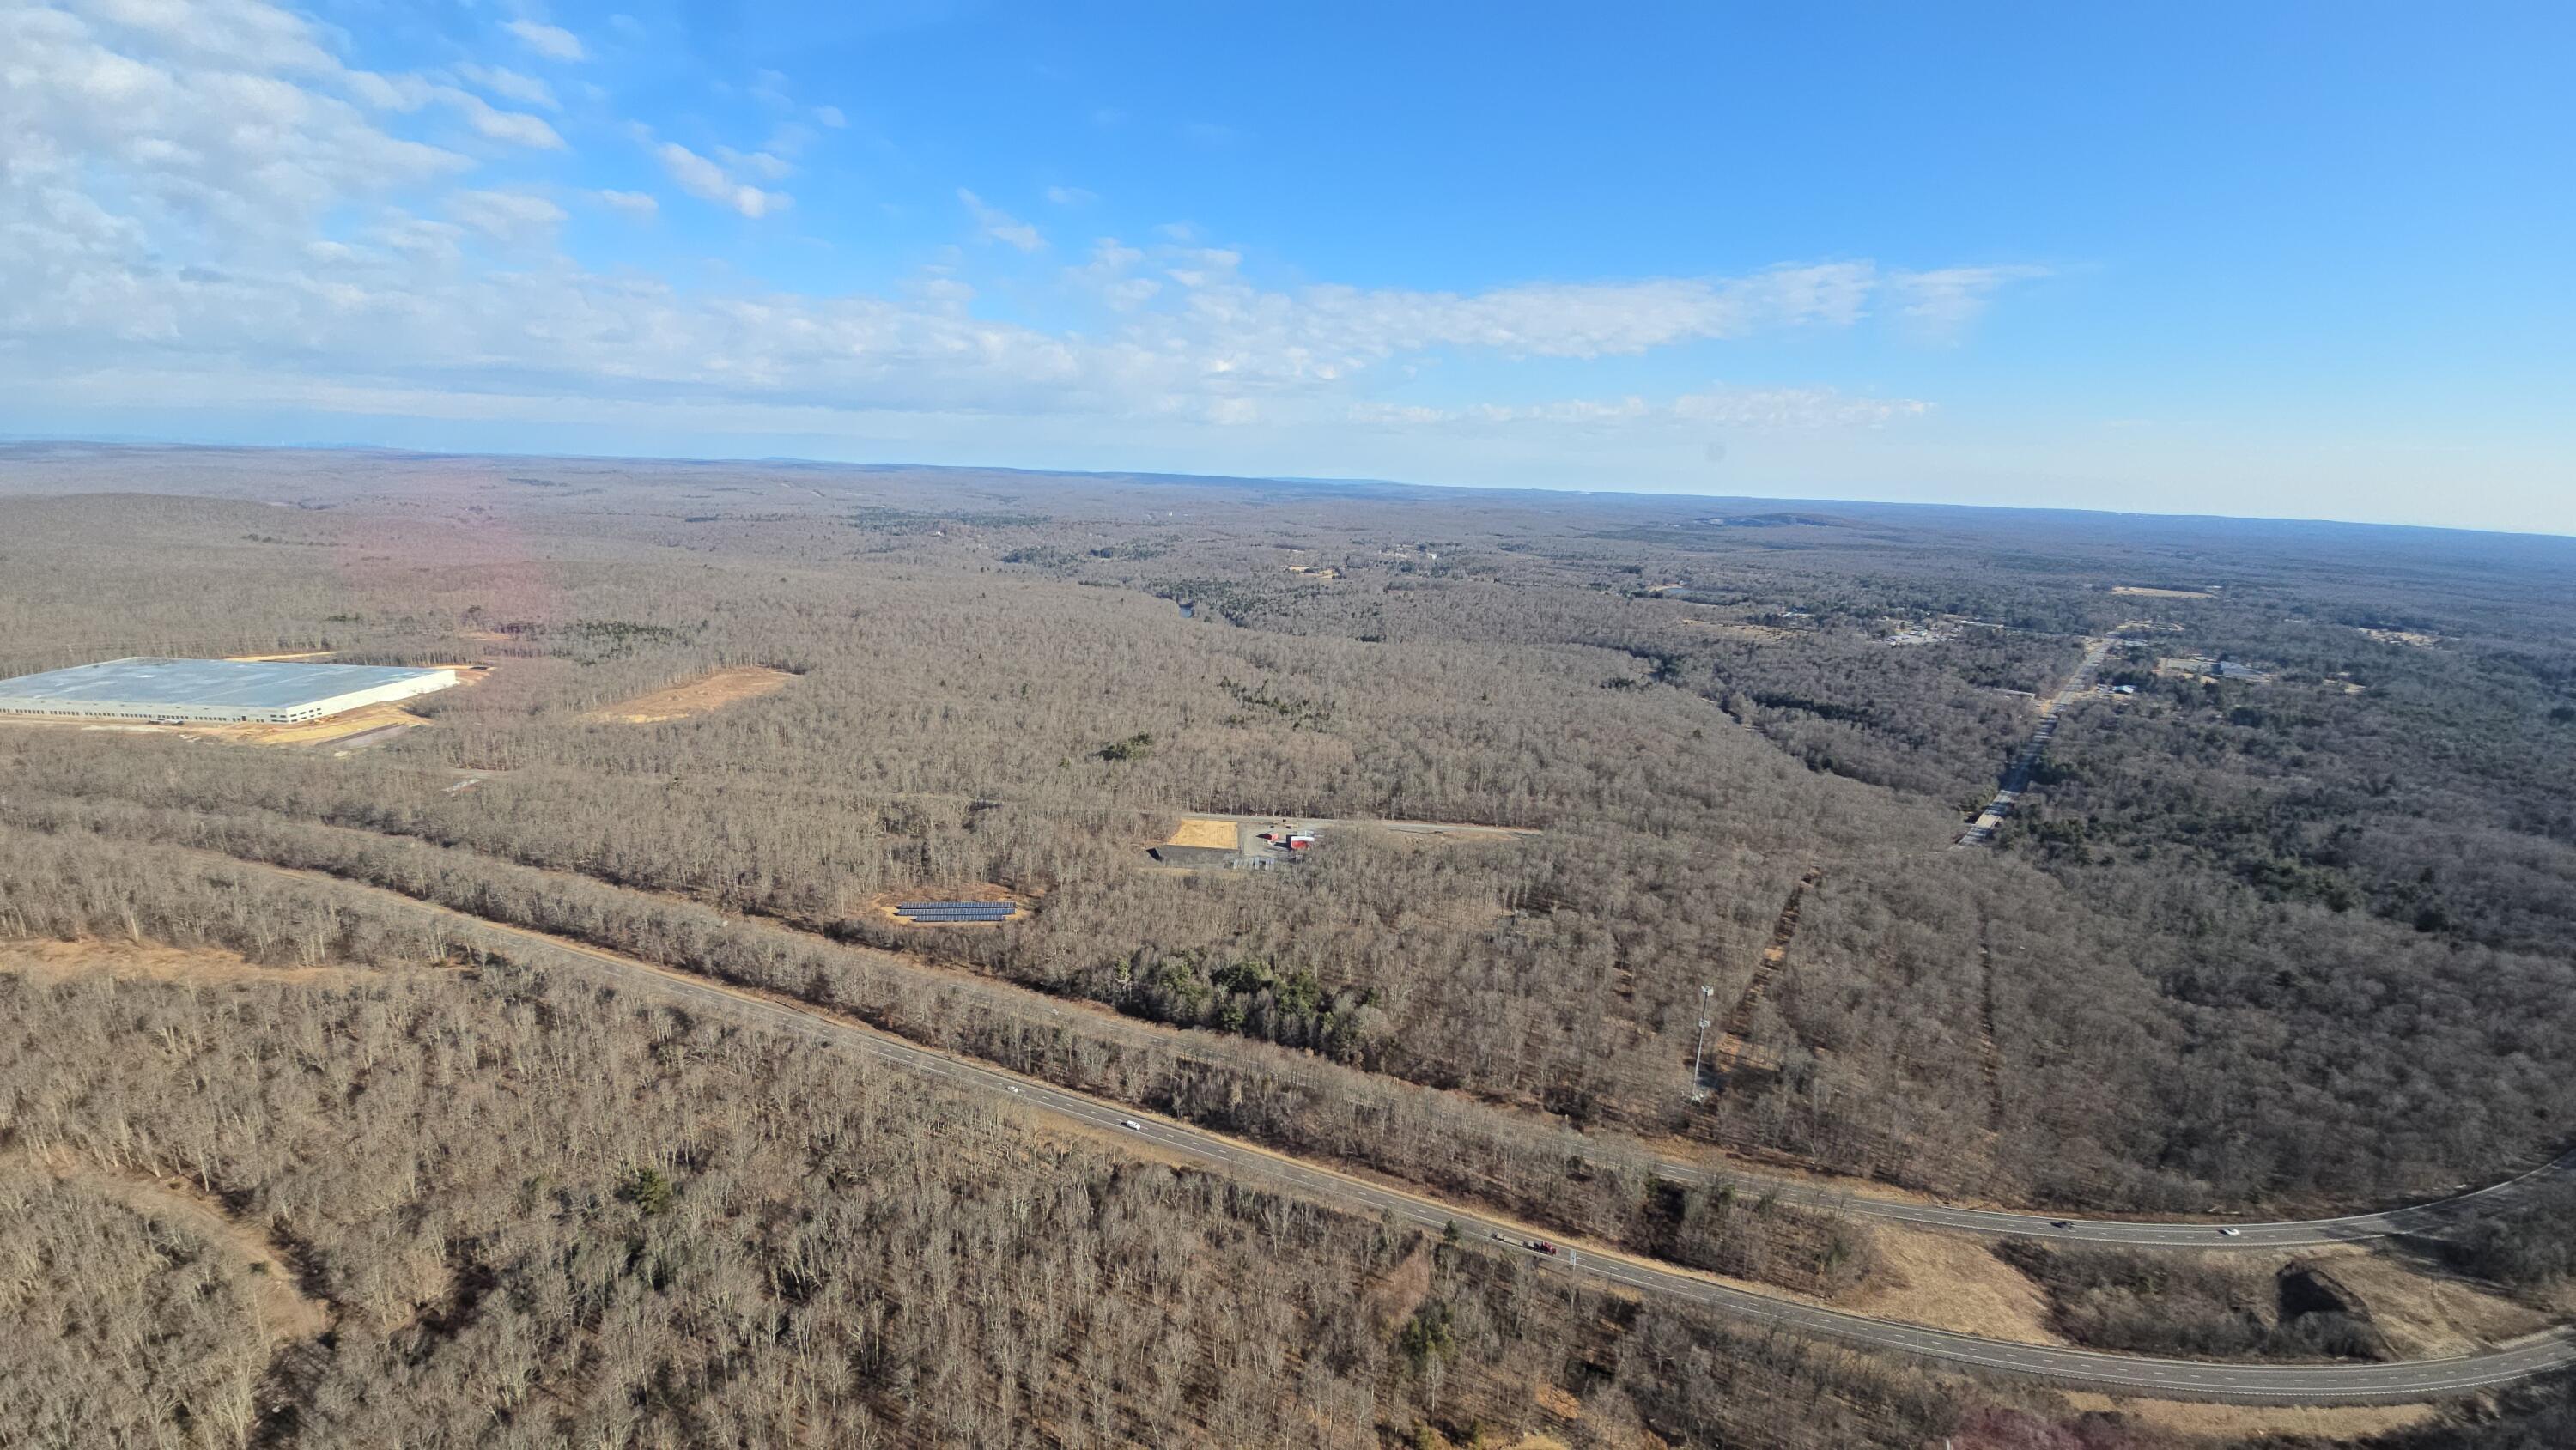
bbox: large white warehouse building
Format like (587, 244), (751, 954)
(0, 658), (459, 725)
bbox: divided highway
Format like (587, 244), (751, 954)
(249, 864), (2576, 1405)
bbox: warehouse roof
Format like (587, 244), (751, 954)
(0, 658), (453, 710)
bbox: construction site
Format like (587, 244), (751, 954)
(1147, 812), (1537, 869)
(0, 656), (477, 749)
(0, 657), (459, 725)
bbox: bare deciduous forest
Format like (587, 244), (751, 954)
(4, 443), (2575, 1447)
(0, 837), (1991, 1448)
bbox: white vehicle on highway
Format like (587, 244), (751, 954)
(1121, 1119), (1143, 1131)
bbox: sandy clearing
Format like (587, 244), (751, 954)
(0, 706), (424, 749)
(225, 650), (338, 662)
(1163, 816), (1242, 850)
(587, 664), (796, 723)
(250, 701), (430, 746)
(1680, 618), (1795, 642)
(1184, 810), (1538, 840)
(0, 937), (385, 986)
(2111, 585), (2215, 599)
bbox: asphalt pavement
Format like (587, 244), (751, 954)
(1645, 1152), (2576, 1250)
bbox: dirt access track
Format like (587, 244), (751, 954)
(9, 1145), (333, 1347)
(586, 665), (796, 723)
(0, 707), (424, 749)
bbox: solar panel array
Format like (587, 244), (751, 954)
(895, 901), (1018, 923)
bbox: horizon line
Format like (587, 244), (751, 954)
(4, 433), (2570, 545)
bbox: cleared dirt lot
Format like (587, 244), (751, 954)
(0, 702), (429, 749)
(0, 937), (385, 986)
(1147, 810), (1539, 870)
(1163, 816), (1242, 850)
(1679, 618), (1795, 643)
(587, 664), (796, 723)
(2111, 585), (2216, 598)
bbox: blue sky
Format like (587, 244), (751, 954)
(5, 2), (2570, 532)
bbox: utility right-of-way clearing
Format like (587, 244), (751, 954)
(200, 852), (2576, 1406)
(1956, 634), (2112, 848)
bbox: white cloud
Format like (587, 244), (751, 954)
(0, 0), (469, 251)
(0, 0), (2018, 477)
(1045, 185), (1098, 207)
(365, 212), (465, 265)
(1888, 264), (2050, 338)
(72, 0), (338, 72)
(1087, 259), (2040, 369)
(653, 142), (790, 218)
(454, 63), (557, 110)
(503, 20), (584, 62)
(717, 147), (793, 182)
(959, 188), (1045, 252)
(812, 104), (847, 128)
(1349, 385), (1931, 432)
(436, 87), (564, 149)
(448, 189), (566, 245)
(1070, 240), (1158, 310)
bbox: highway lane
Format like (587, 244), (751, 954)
(1643, 1151), (2576, 1251)
(298, 880), (2576, 1404)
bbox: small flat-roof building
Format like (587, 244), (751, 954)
(0, 658), (459, 725)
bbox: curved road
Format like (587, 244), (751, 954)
(1650, 1151), (2576, 1251)
(290, 875), (2575, 1404)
